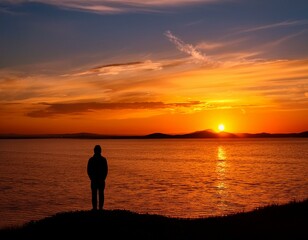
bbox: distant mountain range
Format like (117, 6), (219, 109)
(1, 130), (308, 139)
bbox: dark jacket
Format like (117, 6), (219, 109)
(87, 154), (108, 182)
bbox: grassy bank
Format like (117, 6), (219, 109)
(1, 199), (307, 239)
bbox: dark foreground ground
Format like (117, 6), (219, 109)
(1, 199), (307, 239)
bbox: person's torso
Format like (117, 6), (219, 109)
(89, 155), (107, 180)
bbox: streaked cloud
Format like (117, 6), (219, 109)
(196, 42), (223, 50)
(260, 29), (308, 49)
(196, 38), (247, 51)
(27, 101), (203, 117)
(165, 30), (208, 63)
(239, 20), (308, 33)
(194, 38), (261, 63)
(3, 0), (222, 14)
(69, 60), (162, 76)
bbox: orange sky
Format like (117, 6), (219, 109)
(1, 1), (308, 135)
(1, 59), (307, 135)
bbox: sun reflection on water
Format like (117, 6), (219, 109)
(218, 146), (226, 161)
(216, 146), (228, 210)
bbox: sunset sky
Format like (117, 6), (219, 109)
(1, 0), (308, 135)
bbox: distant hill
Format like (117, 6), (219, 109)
(145, 130), (237, 138)
(240, 131), (308, 138)
(0, 130), (308, 139)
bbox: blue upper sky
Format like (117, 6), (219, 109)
(1, 0), (308, 72)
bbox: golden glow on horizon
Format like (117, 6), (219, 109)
(218, 124), (225, 132)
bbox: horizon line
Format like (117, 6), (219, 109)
(1, 129), (307, 139)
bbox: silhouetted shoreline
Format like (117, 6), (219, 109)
(1, 130), (308, 139)
(1, 199), (307, 239)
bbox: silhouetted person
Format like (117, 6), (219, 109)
(87, 145), (108, 210)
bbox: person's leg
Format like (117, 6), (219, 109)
(91, 182), (97, 210)
(98, 181), (105, 210)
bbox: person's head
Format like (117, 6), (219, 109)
(94, 145), (101, 155)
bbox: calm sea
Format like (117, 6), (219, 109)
(0, 138), (307, 228)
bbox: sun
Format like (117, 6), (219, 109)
(218, 124), (225, 132)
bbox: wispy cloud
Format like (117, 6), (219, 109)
(69, 60), (162, 76)
(238, 20), (308, 33)
(27, 100), (202, 117)
(196, 38), (247, 51)
(165, 33), (263, 65)
(58, 3), (124, 14)
(195, 42), (223, 50)
(165, 30), (208, 63)
(4, 0), (221, 14)
(261, 29), (308, 49)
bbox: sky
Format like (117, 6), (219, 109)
(0, 0), (308, 135)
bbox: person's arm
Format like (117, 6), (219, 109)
(87, 158), (92, 179)
(104, 157), (108, 180)
(106, 159), (108, 177)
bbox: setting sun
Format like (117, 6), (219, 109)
(218, 124), (225, 132)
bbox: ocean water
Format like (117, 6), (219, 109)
(0, 138), (307, 228)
